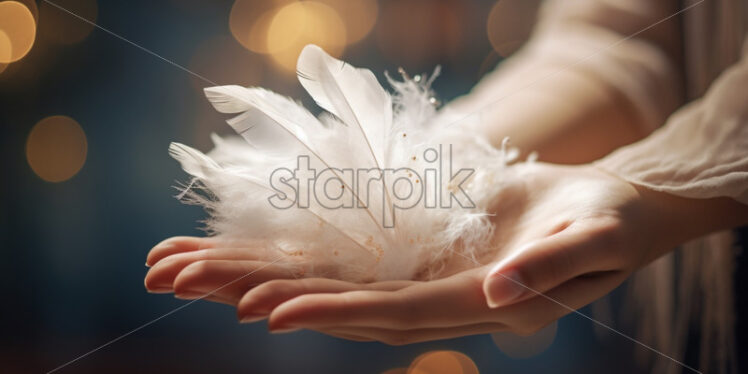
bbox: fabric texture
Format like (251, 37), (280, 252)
(596, 55), (748, 204)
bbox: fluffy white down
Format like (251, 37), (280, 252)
(170, 45), (517, 282)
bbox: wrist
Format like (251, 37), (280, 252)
(638, 185), (748, 252)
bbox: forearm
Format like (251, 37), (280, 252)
(447, 0), (683, 164)
(640, 188), (748, 261)
(475, 66), (646, 164)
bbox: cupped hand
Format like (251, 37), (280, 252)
(144, 162), (732, 343)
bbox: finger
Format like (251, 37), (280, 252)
(172, 260), (296, 305)
(144, 248), (263, 292)
(268, 271), (490, 331)
(312, 330), (375, 342)
(317, 322), (506, 346)
(496, 270), (627, 336)
(484, 220), (623, 308)
(146, 236), (215, 267)
(237, 278), (416, 322)
(192, 293), (237, 306)
(289, 273), (621, 342)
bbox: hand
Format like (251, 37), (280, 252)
(144, 236), (301, 305)
(233, 163), (647, 343)
(144, 163), (747, 344)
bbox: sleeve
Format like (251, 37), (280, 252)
(596, 54), (748, 204)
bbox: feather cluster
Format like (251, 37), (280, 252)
(170, 45), (516, 282)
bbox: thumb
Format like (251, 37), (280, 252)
(482, 223), (620, 308)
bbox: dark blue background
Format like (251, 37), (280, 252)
(2, 1), (742, 373)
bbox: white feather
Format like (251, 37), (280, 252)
(297, 44), (392, 168)
(171, 45), (516, 281)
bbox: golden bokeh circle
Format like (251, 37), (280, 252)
(246, 7), (280, 54)
(0, 1), (37, 63)
(408, 350), (479, 374)
(317, 0), (377, 44)
(380, 369), (408, 374)
(490, 320), (557, 358)
(0, 30), (11, 74)
(229, 0), (289, 53)
(265, 1), (346, 73)
(231, 0), (373, 54)
(265, 2), (310, 53)
(26, 115), (88, 183)
(14, 0), (38, 21)
(38, 0), (98, 45)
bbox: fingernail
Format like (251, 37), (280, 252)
(269, 326), (301, 334)
(145, 279), (172, 291)
(484, 268), (525, 308)
(242, 304), (270, 316)
(147, 287), (173, 294)
(239, 314), (267, 324)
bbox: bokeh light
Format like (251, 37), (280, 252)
(408, 350), (479, 374)
(490, 320), (558, 358)
(26, 115), (88, 183)
(229, 0), (283, 53)
(246, 6), (281, 54)
(317, 0), (377, 44)
(486, 0), (541, 57)
(381, 368), (408, 374)
(231, 0), (373, 54)
(0, 30), (11, 74)
(265, 2), (313, 53)
(14, 0), (39, 21)
(0, 1), (37, 63)
(375, 0), (462, 67)
(38, 0), (98, 45)
(265, 1), (346, 73)
(230, 0), (375, 75)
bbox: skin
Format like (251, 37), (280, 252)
(453, 0), (683, 165)
(144, 163), (748, 344)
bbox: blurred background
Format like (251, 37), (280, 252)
(1, 0), (744, 373)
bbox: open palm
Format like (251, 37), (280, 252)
(144, 162), (679, 343)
